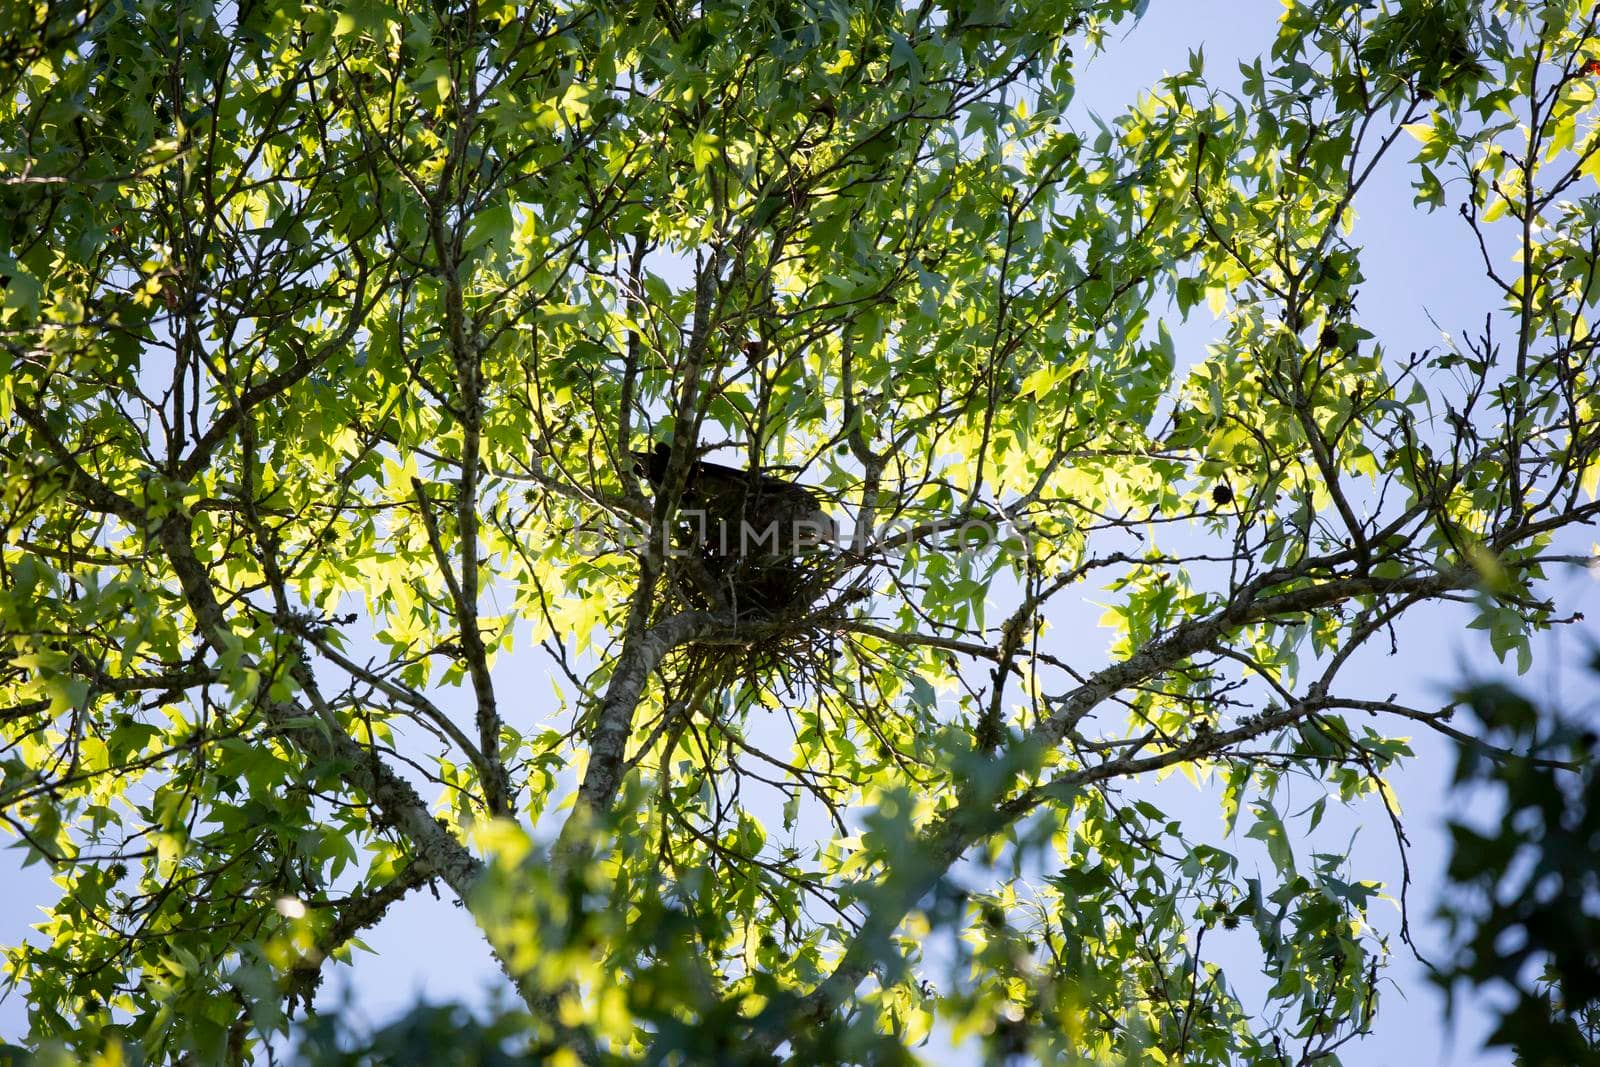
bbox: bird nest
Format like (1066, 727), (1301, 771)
(658, 549), (856, 706)
(665, 549), (837, 618)
(632, 442), (853, 703)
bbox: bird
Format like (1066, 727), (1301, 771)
(630, 442), (835, 558)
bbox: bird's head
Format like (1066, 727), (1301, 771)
(630, 442), (673, 485)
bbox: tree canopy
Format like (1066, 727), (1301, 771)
(2, 0), (1598, 1063)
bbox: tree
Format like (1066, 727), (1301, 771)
(2, 0), (1598, 1062)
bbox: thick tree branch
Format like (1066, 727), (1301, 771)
(557, 247), (727, 859)
(762, 563), (1483, 1043)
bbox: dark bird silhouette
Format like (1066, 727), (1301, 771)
(631, 443), (836, 558)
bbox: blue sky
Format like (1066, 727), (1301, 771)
(4, 2), (1599, 1064)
